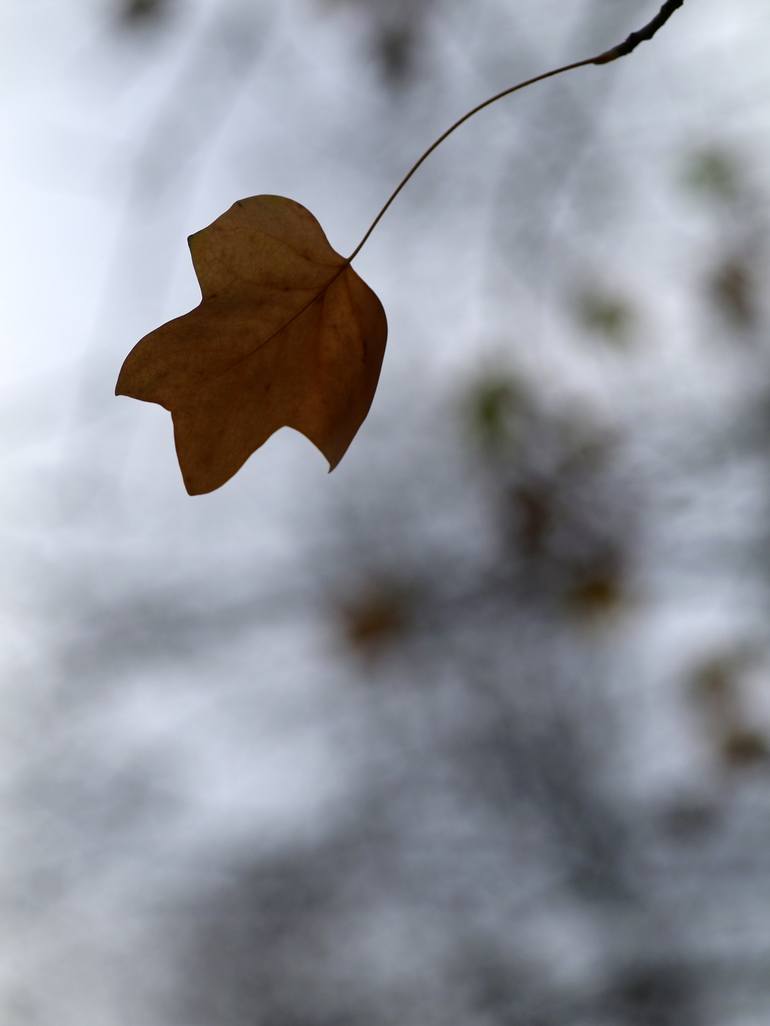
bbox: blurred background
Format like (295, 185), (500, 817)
(3, 0), (770, 1022)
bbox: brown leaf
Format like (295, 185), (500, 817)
(116, 196), (387, 494)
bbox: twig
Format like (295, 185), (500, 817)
(348, 1), (688, 262)
(593, 0), (686, 65)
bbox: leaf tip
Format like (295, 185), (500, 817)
(325, 451), (343, 475)
(182, 479), (204, 497)
(177, 458), (218, 497)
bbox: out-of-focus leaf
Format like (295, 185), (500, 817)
(464, 374), (526, 451)
(576, 288), (635, 345)
(338, 580), (410, 656)
(690, 650), (753, 707)
(565, 556), (625, 618)
(660, 798), (719, 842)
(375, 23), (418, 84)
(116, 196), (387, 494)
(709, 255), (757, 330)
(609, 963), (699, 1026)
(321, 0), (429, 84)
(506, 480), (552, 555)
(689, 650), (768, 769)
(722, 729), (769, 769)
(119, 0), (169, 27)
(683, 147), (741, 203)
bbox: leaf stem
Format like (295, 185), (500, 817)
(347, 0), (686, 264)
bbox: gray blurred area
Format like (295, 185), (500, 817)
(3, 1), (770, 1023)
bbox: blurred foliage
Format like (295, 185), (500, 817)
(575, 288), (636, 346)
(683, 147), (742, 204)
(682, 145), (765, 335)
(465, 373), (527, 452)
(690, 649), (770, 770)
(337, 578), (411, 657)
(321, 0), (435, 84)
(721, 728), (769, 768)
(118, 0), (173, 29)
(465, 372), (629, 616)
(708, 253), (758, 330)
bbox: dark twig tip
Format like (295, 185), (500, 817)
(592, 0), (686, 65)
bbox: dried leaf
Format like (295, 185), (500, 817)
(116, 196), (387, 494)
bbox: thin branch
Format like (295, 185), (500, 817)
(347, 59), (593, 263)
(348, 1), (688, 262)
(593, 0), (686, 65)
